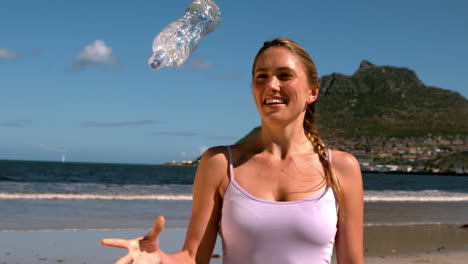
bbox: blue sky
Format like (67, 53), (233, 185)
(1, 0), (467, 164)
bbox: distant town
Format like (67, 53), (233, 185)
(163, 135), (467, 175)
(324, 135), (467, 174)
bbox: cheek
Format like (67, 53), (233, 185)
(252, 86), (262, 101)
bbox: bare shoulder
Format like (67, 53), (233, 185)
(195, 146), (230, 185)
(330, 150), (360, 171)
(199, 145), (229, 167)
(330, 150), (362, 186)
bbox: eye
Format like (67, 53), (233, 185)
(279, 72), (294, 80)
(255, 73), (268, 80)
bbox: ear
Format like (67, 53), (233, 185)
(307, 86), (319, 104)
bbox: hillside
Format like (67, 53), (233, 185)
(315, 60), (468, 137)
(239, 61), (468, 140)
(191, 61), (468, 171)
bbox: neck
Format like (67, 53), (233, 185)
(258, 120), (313, 159)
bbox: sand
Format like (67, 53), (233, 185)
(1, 224), (467, 264)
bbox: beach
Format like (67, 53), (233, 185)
(1, 161), (468, 263)
(1, 224), (467, 264)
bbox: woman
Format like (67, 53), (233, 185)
(101, 38), (363, 264)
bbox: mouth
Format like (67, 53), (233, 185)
(263, 97), (287, 105)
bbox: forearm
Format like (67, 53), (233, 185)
(162, 250), (196, 264)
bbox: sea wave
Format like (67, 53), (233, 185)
(364, 190), (468, 202)
(1, 190), (468, 201)
(364, 196), (468, 202)
(0, 193), (193, 200)
(0, 182), (193, 200)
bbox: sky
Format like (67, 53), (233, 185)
(1, 0), (467, 164)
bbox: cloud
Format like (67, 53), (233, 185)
(81, 120), (159, 127)
(176, 56), (213, 71)
(0, 48), (20, 60)
(153, 132), (199, 137)
(69, 40), (119, 71)
(0, 119), (32, 127)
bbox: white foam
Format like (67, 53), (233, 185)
(364, 196), (468, 202)
(2, 190), (468, 202)
(364, 190), (468, 202)
(0, 193), (193, 200)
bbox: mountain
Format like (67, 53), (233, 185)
(239, 61), (467, 140)
(190, 61), (467, 167)
(235, 126), (261, 144)
(315, 60), (468, 137)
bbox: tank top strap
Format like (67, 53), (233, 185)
(227, 145), (235, 181)
(328, 149), (333, 163)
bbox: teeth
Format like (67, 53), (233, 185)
(265, 98), (285, 104)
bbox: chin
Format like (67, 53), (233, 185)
(261, 114), (290, 124)
(261, 111), (305, 126)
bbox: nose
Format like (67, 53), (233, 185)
(266, 76), (280, 91)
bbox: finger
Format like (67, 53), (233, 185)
(144, 216), (165, 240)
(114, 254), (133, 264)
(100, 238), (129, 249)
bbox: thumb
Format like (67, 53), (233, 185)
(144, 216), (165, 240)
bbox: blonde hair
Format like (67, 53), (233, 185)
(252, 38), (344, 213)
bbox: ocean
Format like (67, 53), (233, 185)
(1, 160), (468, 231)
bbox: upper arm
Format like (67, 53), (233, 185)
(332, 151), (364, 264)
(181, 146), (228, 264)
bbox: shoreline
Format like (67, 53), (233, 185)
(1, 224), (466, 264)
(2, 222), (467, 232)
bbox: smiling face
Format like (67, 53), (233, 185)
(252, 47), (318, 125)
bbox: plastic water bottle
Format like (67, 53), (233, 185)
(148, 0), (221, 70)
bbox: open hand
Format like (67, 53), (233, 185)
(101, 216), (167, 264)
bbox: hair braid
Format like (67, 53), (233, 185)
(305, 103), (344, 215)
